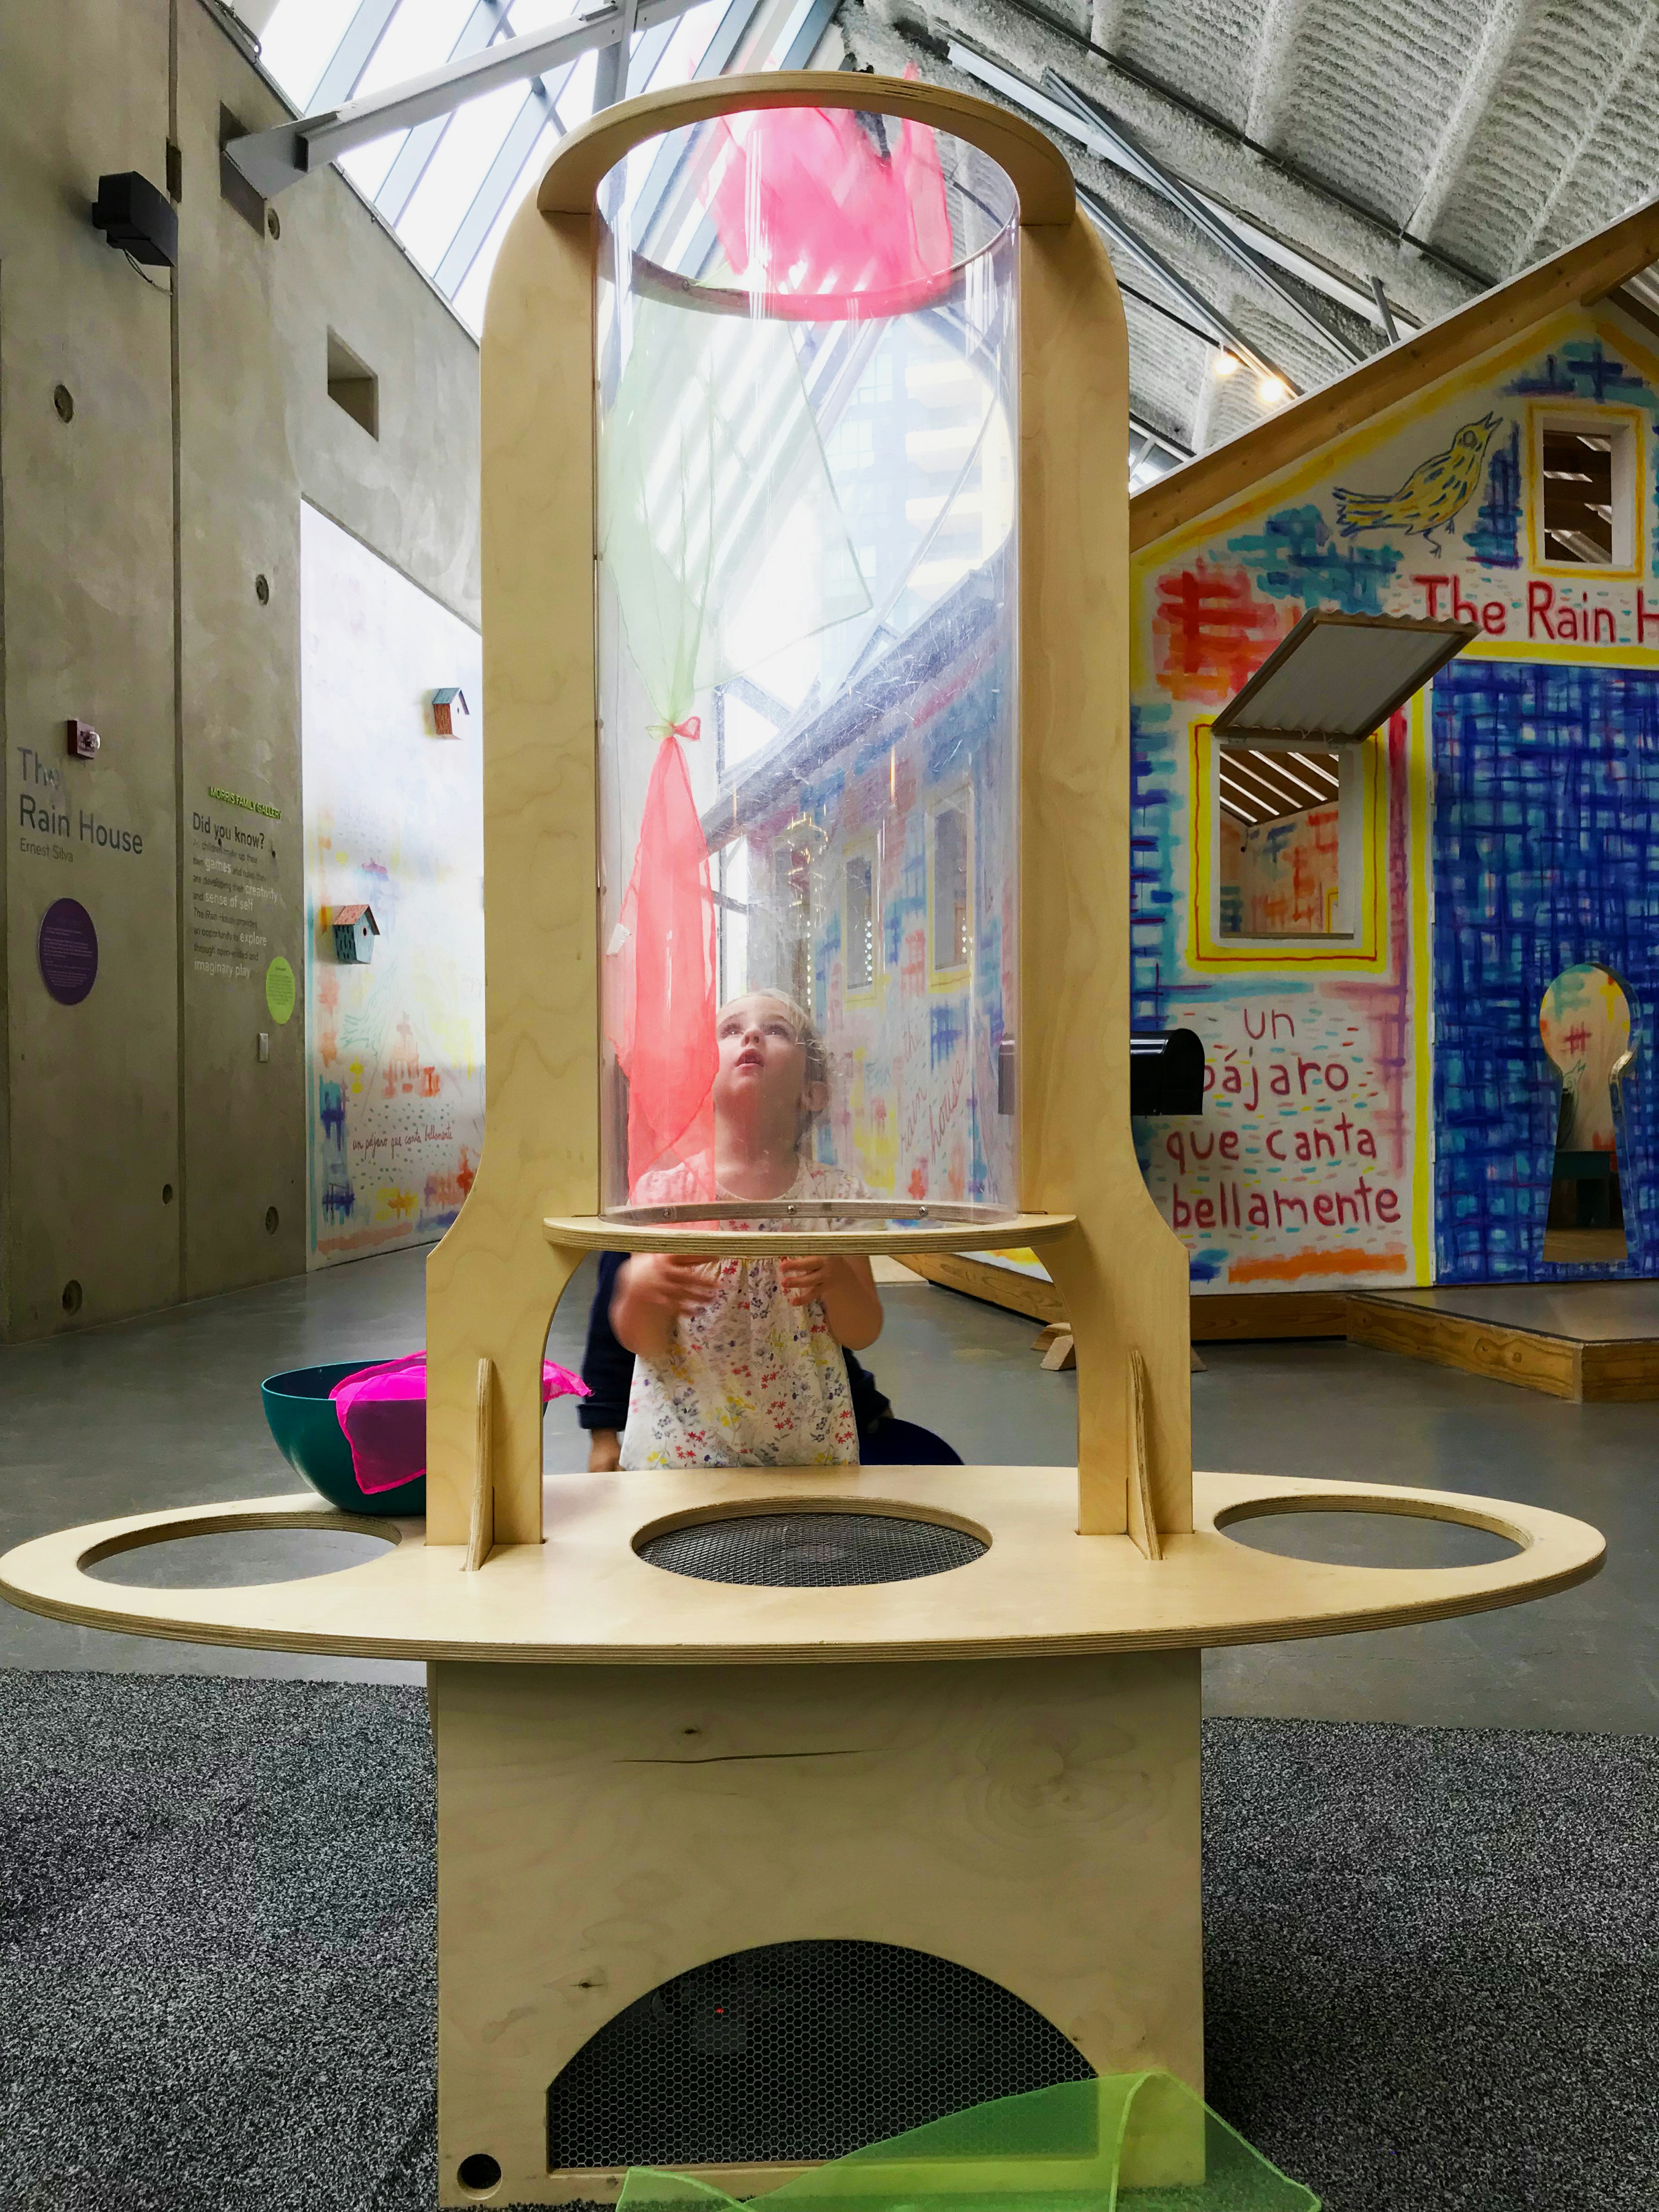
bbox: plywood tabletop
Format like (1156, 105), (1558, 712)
(0, 1467), (1602, 1667)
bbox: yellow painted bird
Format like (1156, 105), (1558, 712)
(1333, 412), (1502, 551)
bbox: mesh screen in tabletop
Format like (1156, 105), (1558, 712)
(636, 1511), (985, 1588)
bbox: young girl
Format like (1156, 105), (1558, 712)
(610, 991), (881, 1468)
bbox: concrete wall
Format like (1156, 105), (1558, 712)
(1, 0), (481, 1339)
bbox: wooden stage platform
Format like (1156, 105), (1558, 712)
(1347, 1283), (1659, 1402)
(899, 1257), (1659, 1401)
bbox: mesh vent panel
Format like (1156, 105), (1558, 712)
(636, 1512), (985, 1588)
(547, 1939), (1094, 2170)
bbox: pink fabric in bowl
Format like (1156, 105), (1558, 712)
(330, 1353), (588, 1494)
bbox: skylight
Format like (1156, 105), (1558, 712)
(251, 0), (821, 332)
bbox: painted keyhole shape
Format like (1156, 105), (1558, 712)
(1540, 964), (1634, 1264)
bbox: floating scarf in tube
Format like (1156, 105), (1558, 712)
(606, 726), (719, 1198)
(704, 100), (953, 321)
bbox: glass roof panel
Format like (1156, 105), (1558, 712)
(258, 0), (356, 108)
(257, 0), (756, 326)
(395, 75), (548, 273)
(447, 118), (560, 329)
(351, 0), (478, 95)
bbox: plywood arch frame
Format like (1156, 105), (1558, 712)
(425, 72), (1191, 1549)
(535, 72), (1077, 226)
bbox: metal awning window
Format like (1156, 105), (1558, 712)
(1211, 609), (1477, 744)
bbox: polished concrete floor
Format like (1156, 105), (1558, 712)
(0, 1248), (1652, 1731)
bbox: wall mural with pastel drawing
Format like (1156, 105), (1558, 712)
(1124, 309), (1659, 1295)
(615, 300), (1659, 1298)
(299, 503), (485, 1268)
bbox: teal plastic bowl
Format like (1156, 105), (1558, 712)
(261, 1361), (426, 1518)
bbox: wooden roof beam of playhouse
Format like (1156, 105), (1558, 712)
(1209, 610), (1478, 747)
(1129, 192), (1659, 552)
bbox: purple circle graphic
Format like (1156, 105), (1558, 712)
(38, 898), (98, 1006)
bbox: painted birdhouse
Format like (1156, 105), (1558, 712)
(331, 903), (380, 964)
(430, 687), (468, 737)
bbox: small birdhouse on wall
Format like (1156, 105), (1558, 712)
(430, 687), (469, 737)
(331, 903), (380, 964)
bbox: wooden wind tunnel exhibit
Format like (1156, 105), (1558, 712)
(0, 76), (1607, 2210)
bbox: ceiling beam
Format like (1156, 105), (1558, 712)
(1130, 412), (1192, 462)
(1075, 184), (1301, 393)
(943, 39), (1414, 340)
(435, 0), (774, 302)
(982, 0), (1495, 289)
(1040, 68), (1371, 365)
(226, 0), (708, 198)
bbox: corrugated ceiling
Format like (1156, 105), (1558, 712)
(245, 0), (1659, 477)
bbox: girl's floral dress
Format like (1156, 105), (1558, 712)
(618, 1158), (869, 1469)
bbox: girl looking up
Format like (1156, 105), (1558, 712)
(610, 992), (881, 1468)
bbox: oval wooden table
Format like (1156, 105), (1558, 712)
(0, 1466), (1603, 2207)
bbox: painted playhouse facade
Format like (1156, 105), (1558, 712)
(726, 204), (1659, 1303)
(752, 209), (1659, 1300)
(1131, 286), (1659, 1297)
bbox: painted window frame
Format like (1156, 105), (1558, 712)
(841, 835), (880, 1004)
(925, 785), (974, 990)
(1189, 720), (1387, 973)
(1527, 401), (1645, 581)
(1212, 737), (1361, 947)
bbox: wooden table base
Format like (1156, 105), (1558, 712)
(429, 1650), (1202, 2207)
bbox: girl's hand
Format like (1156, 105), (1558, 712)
(629, 1254), (720, 1315)
(610, 1255), (719, 1358)
(779, 1256), (833, 1307)
(778, 1255), (883, 1351)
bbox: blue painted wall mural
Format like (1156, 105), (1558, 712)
(1432, 660), (1659, 1281)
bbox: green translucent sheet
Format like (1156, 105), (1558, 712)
(598, 294), (871, 729)
(616, 2076), (1317, 2212)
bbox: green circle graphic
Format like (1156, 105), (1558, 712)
(265, 954), (296, 1026)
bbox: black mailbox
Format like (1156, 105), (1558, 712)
(1129, 1029), (1205, 1115)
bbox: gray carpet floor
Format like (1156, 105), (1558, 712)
(0, 1672), (1653, 2211)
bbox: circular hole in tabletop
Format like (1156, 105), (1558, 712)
(87, 1526), (396, 1589)
(456, 2152), (501, 2196)
(637, 1510), (987, 1589)
(1217, 1506), (1521, 1570)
